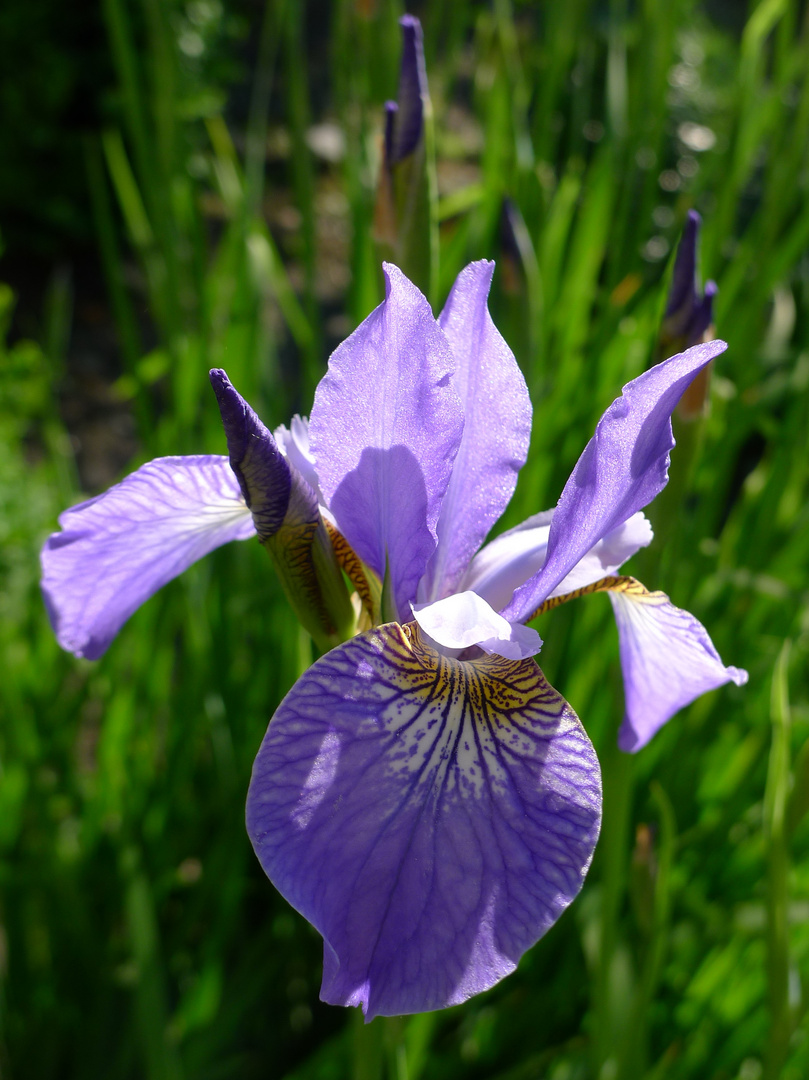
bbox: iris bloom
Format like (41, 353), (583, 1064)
(41, 261), (746, 1018)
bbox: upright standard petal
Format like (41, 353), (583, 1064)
(309, 264), (463, 621)
(247, 623), (601, 1019)
(607, 579), (748, 752)
(502, 339), (728, 623)
(41, 456), (255, 659)
(421, 261), (532, 602)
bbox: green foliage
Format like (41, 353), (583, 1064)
(2, 1), (809, 1078)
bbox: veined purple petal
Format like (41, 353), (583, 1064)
(463, 511), (651, 618)
(421, 261), (532, 602)
(412, 591), (542, 661)
(247, 624), (601, 1019)
(608, 580), (748, 751)
(309, 264), (463, 621)
(501, 340), (728, 623)
(41, 456), (254, 659)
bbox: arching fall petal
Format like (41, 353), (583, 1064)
(528, 576), (748, 752)
(607, 579), (748, 751)
(247, 623), (601, 1020)
(41, 456), (255, 659)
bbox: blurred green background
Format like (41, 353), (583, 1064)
(1, 1), (808, 1077)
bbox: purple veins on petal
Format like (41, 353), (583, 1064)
(246, 623), (601, 1019)
(41, 456), (255, 659)
(502, 339), (728, 624)
(309, 263), (463, 621)
(607, 579), (748, 752)
(421, 260), (532, 603)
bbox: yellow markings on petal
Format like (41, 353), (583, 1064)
(340, 622), (593, 803)
(264, 515), (355, 650)
(325, 519), (383, 627)
(397, 622), (572, 732)
(524, 575), (665, 622)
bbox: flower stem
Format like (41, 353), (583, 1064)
(764, 640), (792, 1080)
(592, 739), (634, 1076)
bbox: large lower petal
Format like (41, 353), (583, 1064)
(607, 579), (748, 752)
(41, 456), (255, 659)
(421, 261), (532, 602)
(501, 340), (727, 622)
(309, 264), (463, 621)
(247, 623), (601, 1019)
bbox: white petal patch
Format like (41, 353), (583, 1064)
(412, 590), (542, 660)
(275, 414), (324, 501)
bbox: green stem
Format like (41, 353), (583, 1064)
(593, 740), (634, 1075)
(764, 640), (792, 1080)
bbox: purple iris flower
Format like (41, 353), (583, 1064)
(41, 261), (746, 1018)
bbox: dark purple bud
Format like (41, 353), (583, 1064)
(662, 210), (716, 350)
(688, 279), (717, 342)
(210, 369), (293, 540)
(500, 197), (523, 266)
(665, 210), (700, 321)
(385, 15), (428, 165)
